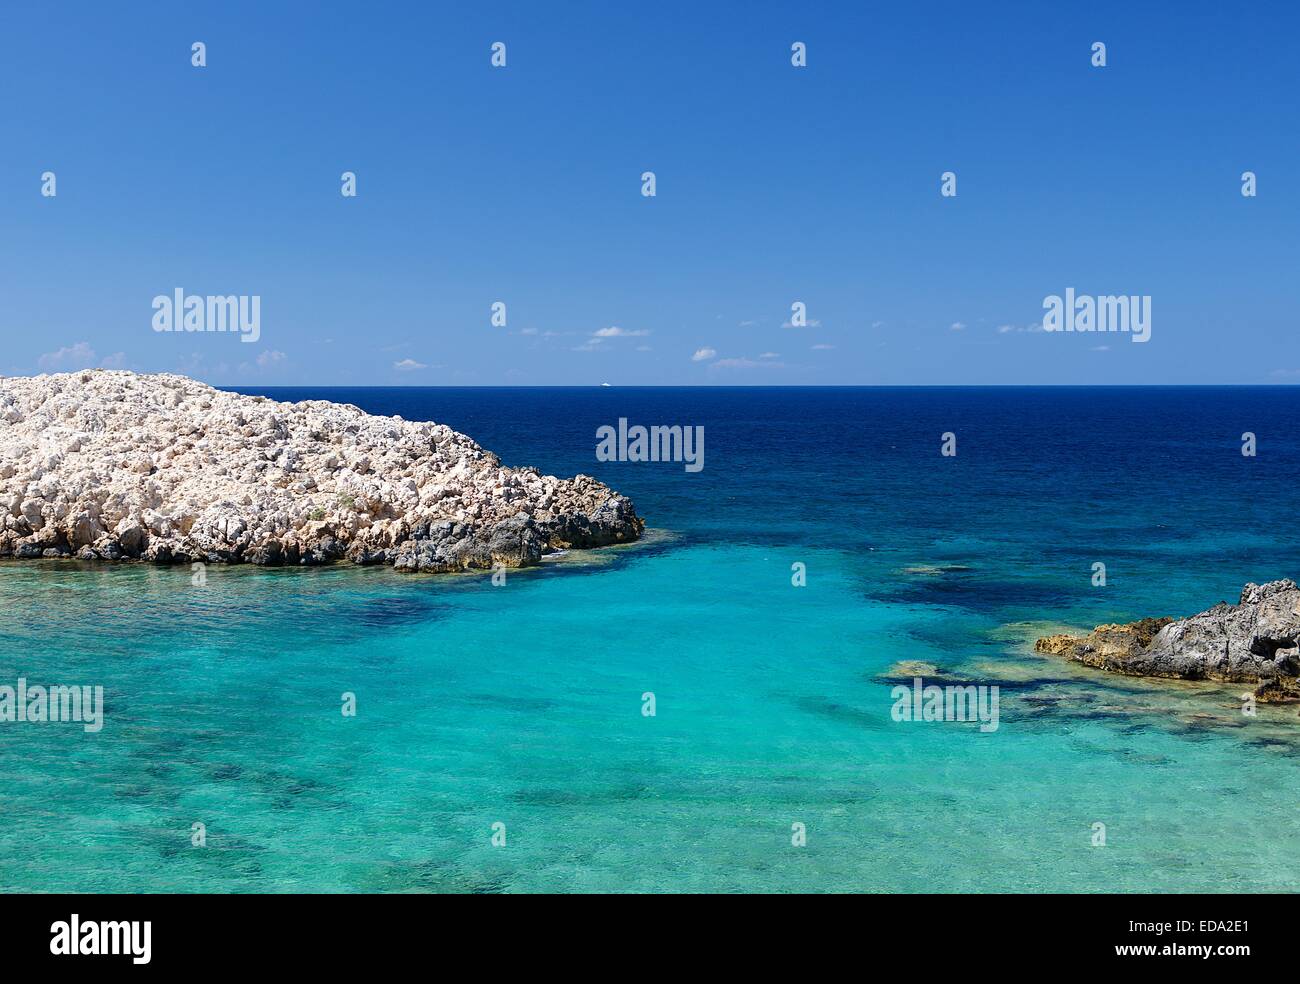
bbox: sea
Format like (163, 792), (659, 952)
(2, 386), (1299, 892)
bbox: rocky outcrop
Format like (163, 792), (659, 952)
(1036, 580), (1300, 700)
(1035, 618), (1173, 667)
(0, 370), (643, 572)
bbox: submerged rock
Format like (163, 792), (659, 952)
(0, 370), (643, 572)
(1036, 580), (1300, 701)
(877, 660), (943, 680)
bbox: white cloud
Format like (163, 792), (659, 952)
(257, 350), (286, 368)
(950, 322), (966, 331)
(37, 342), (99, 371)
(393, 358), (428, 371)
(691, 347), (717, 362)
(782, 319), (822, 329)
(759, 352), (781, 359)
(593, 326), (650, 338)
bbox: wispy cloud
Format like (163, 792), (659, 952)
(691, 347), (717, 362)
(811, 344), (835, 351)
(393, 358), (429, 371)
(38, 342), (97, 371)
(576, 326), (652, 351)
(37, 342), (126, 372)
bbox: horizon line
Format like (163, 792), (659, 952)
(216, 382), (1300, 390)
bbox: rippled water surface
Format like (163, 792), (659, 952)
(3, 386), (1299, 891)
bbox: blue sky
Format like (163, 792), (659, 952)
(1, 1), (1296, 385)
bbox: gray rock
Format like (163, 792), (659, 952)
(1037, 579), (1300, 700)
(246, 540), (283, 566)
(485, 514), (543, 568)
(70, 512), (101, 548)
(115, 520), (146, 556)
(96, 538), (124, 561)
(144, 542), (171, 564)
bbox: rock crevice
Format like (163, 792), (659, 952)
(0, 371), (643, 571)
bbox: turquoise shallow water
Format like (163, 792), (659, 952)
(3, 386), (1300, 892)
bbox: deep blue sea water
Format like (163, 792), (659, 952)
(3, 386), (1300, 892)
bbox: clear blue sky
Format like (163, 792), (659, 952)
(1, 1), (1296, 385)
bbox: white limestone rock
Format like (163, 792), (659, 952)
(0, 370), (643, 571)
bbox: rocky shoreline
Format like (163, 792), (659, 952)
(0, 371), (644, 573)
(1036, 579), (1300, 701)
